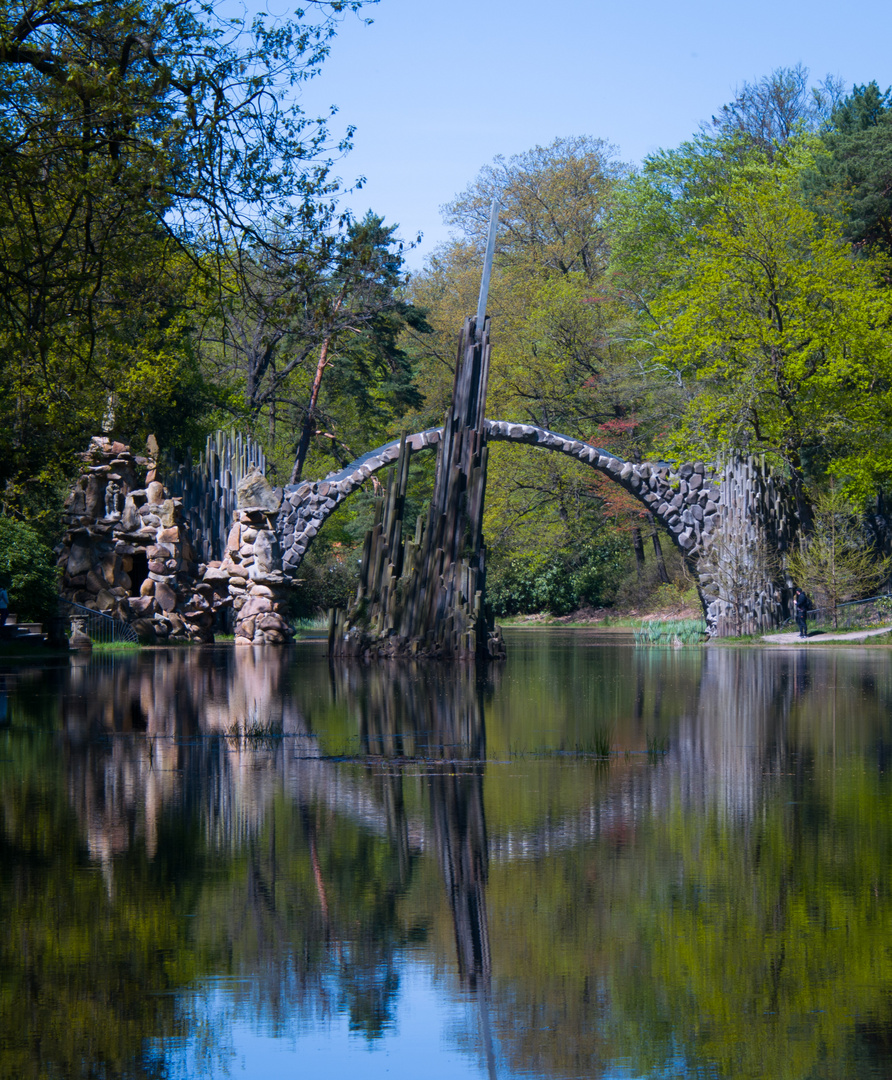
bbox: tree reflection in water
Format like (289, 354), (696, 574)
(334, 661), (499, 1075)
(6, 644), (892, 1077)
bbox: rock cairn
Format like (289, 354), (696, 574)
(218, 469), (294, 646)
(58, 437), (210, 642)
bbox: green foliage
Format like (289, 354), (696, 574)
(0, 0), (378, 520)
(290, 539), (360, 619)
(804, 82), (892, 259)
(487, 531), (630, 616)
(613, 137), (892, 494)
(0, 515), (59, 624)
(633, 618), (706, 645)
(788, 485), (891, 626)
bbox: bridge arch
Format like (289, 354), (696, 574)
(276, 421), (722, 579)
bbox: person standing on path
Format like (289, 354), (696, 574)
(0, 582), (8, 629)
(794, 588), (810, 639)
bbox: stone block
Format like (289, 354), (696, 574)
(120, 500), (140, 532)
(146, 481), (164, 504)
(148, 571), (175, 584)
(239, 595), (272, 618)
(253, 530), (278, 572)
(160, 500), (176, 527)
(155, 581), (177, 612)
(238, 469), (283, 513)
(679, 463), (694, 479)
(96, 589), (117, 611)
(688, 473), (703, 490)
(85, 474), (106, 518)
(86, 569), (106, 594)
(130, 618), (156, 643)
(67, 538), (93, 577)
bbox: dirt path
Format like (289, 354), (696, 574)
(763, 625), (892, 645)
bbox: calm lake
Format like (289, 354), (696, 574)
(3, 630), (892, 1079)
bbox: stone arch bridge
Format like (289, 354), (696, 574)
(281, 422), (712, 566)
(277, 420), (797, 636)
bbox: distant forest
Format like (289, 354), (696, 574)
(2, 0), (891, 613)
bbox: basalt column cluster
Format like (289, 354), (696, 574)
(329, 315), (504, 661)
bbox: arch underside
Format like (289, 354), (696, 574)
(277, 421), (721, 579)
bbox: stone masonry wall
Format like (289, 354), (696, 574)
(57, 439), (293, 645)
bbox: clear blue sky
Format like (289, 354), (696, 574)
(294, 0), (892, 269)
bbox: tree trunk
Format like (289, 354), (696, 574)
(632, 525), (645, 582)
(648, 513), (670, 583)
(289, 335), (331, 485)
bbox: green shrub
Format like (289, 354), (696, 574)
(0, 516), (60, 625)
(289, 542), (360, 619)
(487, 532), (631, 617)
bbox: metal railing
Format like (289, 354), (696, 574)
(781, 593), (892, 632)
(59, 599), (140, 645)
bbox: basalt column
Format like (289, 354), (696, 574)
(330, 316), (504, 660)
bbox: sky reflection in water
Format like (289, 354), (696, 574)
(3, 632), (892, 1079)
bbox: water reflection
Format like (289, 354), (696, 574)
(4, 640), (892, 1078)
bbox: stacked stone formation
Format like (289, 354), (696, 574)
(58, 437), (205, 642)
(57, 439), (294, 645)
(219, 468), (294, 645)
